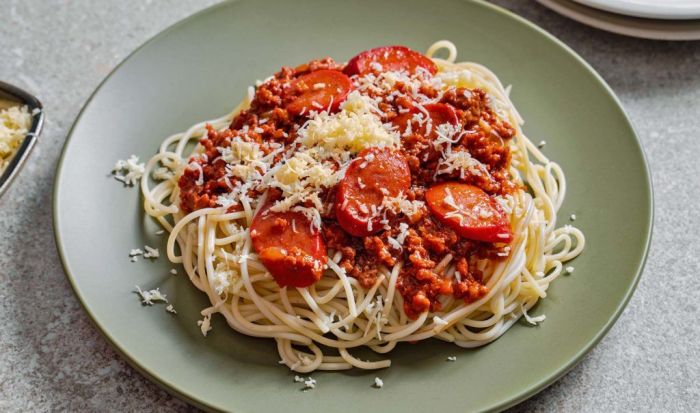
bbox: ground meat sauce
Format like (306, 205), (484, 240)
(179, 46), (517, 319)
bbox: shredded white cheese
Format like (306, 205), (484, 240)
(381, 193), (425, 218)
(432, 316), (449, 332)
(152, 167), (174, 181)
(447, 356), (457, 362)
(298, 91), (398, 153)
(373, 377), (384, 388)
(294, 375), (317, 391)
(522, 305), (546, 325)
(197, 314), (213, 337)
(113, 155), (145, 186)
(165, 304), (177, 314)
(143, 245), (159, 259)
(134, 286), (168, 305)
(0, 104), (31, 174)
(303, 377), (317, 390)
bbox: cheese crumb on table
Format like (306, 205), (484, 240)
(566, 266), (575, 274)
(165, 304), (177, 314)
(170, 269), (177, 275)
(570, 214), (577, 221)
(447, 356), (457, 362)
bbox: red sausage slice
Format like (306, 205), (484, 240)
(335, 147), (411, 237)
(344, 46), (437, 77)
(286, 69), (353, 116)
(393, 103), (459, 140)
(250, 196), (327, 288)
(425, 183), (512, 243)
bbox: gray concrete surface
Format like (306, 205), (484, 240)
(1, 0), (698, 411)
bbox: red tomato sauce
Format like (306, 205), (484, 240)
(178, 47), (517, 318)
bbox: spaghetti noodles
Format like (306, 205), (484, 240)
(140, 41), (584, 372)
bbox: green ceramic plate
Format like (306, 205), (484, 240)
(53, 0), (652, 411)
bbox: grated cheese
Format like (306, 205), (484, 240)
(295, 375), (317, 391)
(0, 104), (31, 174)
(303, 377), (316, 390)
(197, 314), (213, 337)
(211, 262), (238, 295)
(298, 91), (398, 153)
(143, 245), (159, 259)
(433, 316), (448, 330)
(396, 222), (410, 245)
(387, 236), (402, 250)
(134, 286), (168, 305)
(447, 356), (457, 362)
(522, 305), (546, 325)
(113, 155), (145, 186)
(381, 193), (424, 218)
(373, 377), (384, 388)
(165, 304), (177, 314)
(435, 147), (489, 181)
(152, 167), (174, 181)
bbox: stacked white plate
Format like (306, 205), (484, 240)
(537, 0), (700, 40)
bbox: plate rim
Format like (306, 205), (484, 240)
(52, 0), (654, 411)
(538, 0), (700, 40)
(573, 0), (700, 20)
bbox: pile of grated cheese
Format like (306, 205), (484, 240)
(0, 104), (31, 174)
(212, 86), (404, 233)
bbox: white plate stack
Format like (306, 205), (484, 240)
(537, 0), (700, 40)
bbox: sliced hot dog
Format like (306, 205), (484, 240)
(344, 46), (437, 76)
(425, 182), (512, 243)
(335, 147), (411, 237)
(250, 196), (327, 288)
(286, 69), (352, 116)
(393, 103), (459, 140)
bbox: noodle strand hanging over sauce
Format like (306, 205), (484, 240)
(141, 41), (584, 372)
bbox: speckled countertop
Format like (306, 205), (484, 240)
(1, 0), (698, 411)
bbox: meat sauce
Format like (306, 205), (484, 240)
(178, 46), (517, 319)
